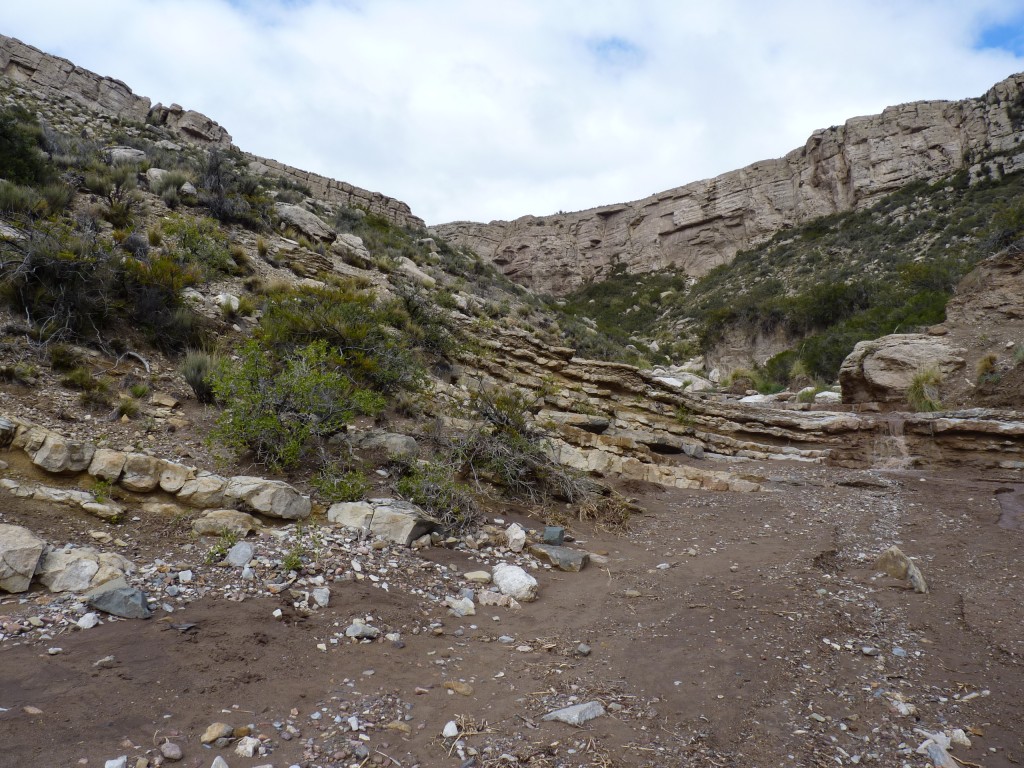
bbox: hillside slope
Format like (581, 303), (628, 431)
(434, 73), (1024, 295)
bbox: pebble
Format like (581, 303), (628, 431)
(104, 758), (127, 768)
(576, 643), (592, 657)
(442, 720), (460, 738)
(892, 647), (908, 657)
(201, 722), (233, 745)
(541, 701), (606, 726)
(861, 646), (880, 656)
(77, 612), (100, 630)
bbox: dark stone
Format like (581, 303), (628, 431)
(528, 543), (589, 572)
(88, 587), (152, 619)
(542, 526), (565, 546)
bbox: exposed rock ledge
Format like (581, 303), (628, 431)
(434, 72), (1024, 294)
(0, 34), (423, 230)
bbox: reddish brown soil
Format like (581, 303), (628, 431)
(2, 459), (1023, 768)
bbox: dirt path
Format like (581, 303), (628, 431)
(2, 461), (1022, 768)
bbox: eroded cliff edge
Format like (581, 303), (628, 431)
(434, 73), (1024, 295)
(0, 34), (423, 229)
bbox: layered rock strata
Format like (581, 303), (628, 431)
(434, 73), (1024, 294)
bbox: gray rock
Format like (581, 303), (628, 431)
(312, 587), (330, 607)
(529, 543), (589, 572)
(106, 146), (146, 164)
(31, 431), (95, 474)
(0, 524), (46, 593)
(275, 202), (336, 242)
(224, 541), (253, 567)
(88, 587), (151, 619)
(179, 181), (197, 196)
(37, 547), (99, 592)
(541, 700), (605, 726)
(356, 431), (419, 459)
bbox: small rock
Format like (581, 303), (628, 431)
(159, 742), (183, 761)
(542, 526), (565, 545)
(442, 720), (459, 738)
(541, 701), (605, 726)
(463, 570), (491, 584)
(311, 587), (330, 607)
(861, 646), (880, 656)
(575, 643), (592, 657)
(234, 736), (261, 757)
(201, 722), (234, 745)
(529, 543), (589, 572)
(104, 758), (127, 768)
(444, 680), (474, 696)
(88, 587), (151, 619)
(77, 612), (100, 629)
(93, 655), (116, 669)
(444, 595), (475, 616)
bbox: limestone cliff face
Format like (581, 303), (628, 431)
(434, 73), (1024, 295)
(0, 35), (423, 230)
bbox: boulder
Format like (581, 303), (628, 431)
(31, 431), (94, 473)
(327, 499), (433, 546)
(106, 146), (147, 164)
(145, 167), (168, 188)
(505, 523), (527, 553)
(332, 234), (372, 267)
(119, 453), (165, 492)
(37, 547), (99, 592)
(0, 524), (46, 593)
(158, 461), (193, 494)
(492, 563), (538, 602)
(192, 509), (261, 537)
(275, 203), (336, 242)
(177, 471), (228, 508)
(839, 334), (966, 403)
(223, 476), (311, 520)
(396, 256), (436, 287)
(87, 448), (127, 482)
(355, 431), (419, 459)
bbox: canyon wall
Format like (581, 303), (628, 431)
(434, 73), (1024, 295)
(0, 34), (422, 229)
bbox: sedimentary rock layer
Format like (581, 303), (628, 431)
(434, 73), (1024, 294)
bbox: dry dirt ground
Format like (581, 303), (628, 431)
(1, 454), (1023, 768)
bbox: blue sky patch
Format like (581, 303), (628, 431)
(977, 18), (1024, 55)
(588, 36), (646, 71)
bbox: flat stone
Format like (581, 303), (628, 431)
(464, 570), (492, 584)
(529, 543), (589, 572)
(541, 701), (605, 726)
(88, 587), (151, 619)
(159, 742), (183, 761)
(444, 595), (475, 616)
(345, 621), (380, 639)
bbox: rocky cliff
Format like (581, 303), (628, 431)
(434, 73), (1024, 295)
(0, 34), (423, 229)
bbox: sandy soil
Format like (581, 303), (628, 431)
(2, 457), (1022, 768)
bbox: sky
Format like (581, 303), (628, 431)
(5, 1), (1024, 225)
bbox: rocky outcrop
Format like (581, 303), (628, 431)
(0, 34), (423, 230)
(839, 334), (967, 403)
(434, 73), (1024, 295)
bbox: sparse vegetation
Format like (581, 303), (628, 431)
(907, 368), (943, 412)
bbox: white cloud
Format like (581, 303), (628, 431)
(5, 0), (1024, 224)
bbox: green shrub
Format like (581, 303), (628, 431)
(61, 366), (101, 391)
(906, 368), (942, 412)
(48, 344), (82, 372)
(976, 353), (999, 384)
(129, 382), (150, 398)
(312, 466), (369, 502)
(115, 395), (139, 418)
(0, 105), (52, 185)
(161, 215), (235, 275)
(210, 339), (386, 470)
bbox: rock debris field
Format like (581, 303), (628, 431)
(1, 453), (1022, 768)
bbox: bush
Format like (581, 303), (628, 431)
(210, 339), (386, 470)
(312, 466), (369, 502)
(48, 344), (82, 372)
(907, 368), (942, 412)
(976, 353), (999, 384)
(0, 105), (51, 185)
(161, 215), (235, 275)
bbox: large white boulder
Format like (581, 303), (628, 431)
(223, 476), (311, 520)
(839, 334), (966, 403)
(492, 563), (538, 602)
(327, 499), (433, 546)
